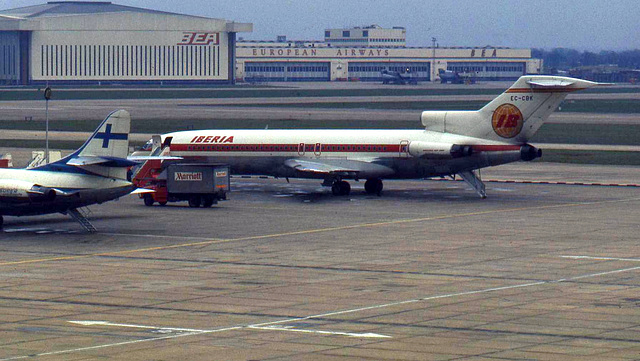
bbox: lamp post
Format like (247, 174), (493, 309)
(44, 86), (52, 164)
(431, 37), (437, 82)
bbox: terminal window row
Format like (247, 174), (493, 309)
(245, 64), (329, 73)
(370, 39), (403, 43)
(328, 38), (403, 43)
(349, 65), (429, 72)
(40, 44), (220, 78)
(447, 64), (524, 73)
(329, 39), (373, 43)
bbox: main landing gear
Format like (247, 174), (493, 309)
(364, 178), (383, 196)
(331, 180), (351, 196)
(327, 178), (385, 196)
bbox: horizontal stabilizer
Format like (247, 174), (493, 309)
(67, 156), (138, 168)
(526, 79), (577, 88)
(127, 155), (183, 162)
(129, 188), (155, 194)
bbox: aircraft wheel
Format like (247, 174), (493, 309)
(188, 196), (201, 208)
(364, 178), (383, 195)
(331, 180), (350, 196)
(202, 196), (215, 208)
(143, 194), (154, 207)
(159, 201), (167, 206)
(340, 181), (351, 195)
(331, 182), (342, 196)
(332, 181), (351, 196)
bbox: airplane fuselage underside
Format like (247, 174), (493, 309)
(168, 149), (523, 180)
(0, 185), (135, 216)
(0, 169), (134, 216)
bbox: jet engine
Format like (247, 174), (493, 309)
(408, 141), (473, 159)
(0, 180), (57, 203)
(520, 144), (542, 161)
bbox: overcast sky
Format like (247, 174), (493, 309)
(2, 0), (638, 50)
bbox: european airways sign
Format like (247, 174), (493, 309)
(250, 48), (391, 58)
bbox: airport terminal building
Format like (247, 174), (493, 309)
(0, 3), (540, 86)
(0, 1), (252, 85)
(237, 25), (542, 83)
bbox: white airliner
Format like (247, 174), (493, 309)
(147, 76), (604, 197)
(0, 110), (138, 231)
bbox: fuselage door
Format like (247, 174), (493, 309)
(298, 143), (305, 156)
(314, 143), (322, 156)
(399, 140), (410, 158)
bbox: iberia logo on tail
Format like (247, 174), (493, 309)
(491, 104), (523, 138)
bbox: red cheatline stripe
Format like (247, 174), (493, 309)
(172, 143), (405, 153)
(173, 143), (526, 154)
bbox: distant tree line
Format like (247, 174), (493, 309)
(532, 48), (640, 70)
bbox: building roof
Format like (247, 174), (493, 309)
(0, 1), (196, 19)
(0, 1), (252, 33)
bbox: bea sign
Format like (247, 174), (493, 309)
(178, 32), (219, 46)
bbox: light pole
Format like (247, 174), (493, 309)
(44, 86), (52, 164)
(431, 37), (437, 82)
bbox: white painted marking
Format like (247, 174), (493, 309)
(248, 325), (390, 338)
(562, 255), (640, 262)
(67, 321), (390, 339)
(5, 264), (640, 360)
(68, 320), (204, 333)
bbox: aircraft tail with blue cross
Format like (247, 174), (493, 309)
(35, 109), (134, 180)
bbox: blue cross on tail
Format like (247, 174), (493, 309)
(94, 124), (128, 148)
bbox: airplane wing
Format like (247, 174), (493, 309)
(284, 158), (395, 178)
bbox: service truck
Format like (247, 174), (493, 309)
(135, 163), (230, 208)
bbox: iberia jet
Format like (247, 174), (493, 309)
(0, 110), (139, 231)
(149, 76), (603, 198)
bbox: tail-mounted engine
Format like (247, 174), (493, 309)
(520, 144), (542, 161)
(0, 180), (57, 203)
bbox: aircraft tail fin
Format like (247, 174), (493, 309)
(422, 76), (604, 143)
(38, 110), (132, 180)
(75, 109), (131, 159)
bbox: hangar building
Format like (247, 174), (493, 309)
(0, 1), (252, 85)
